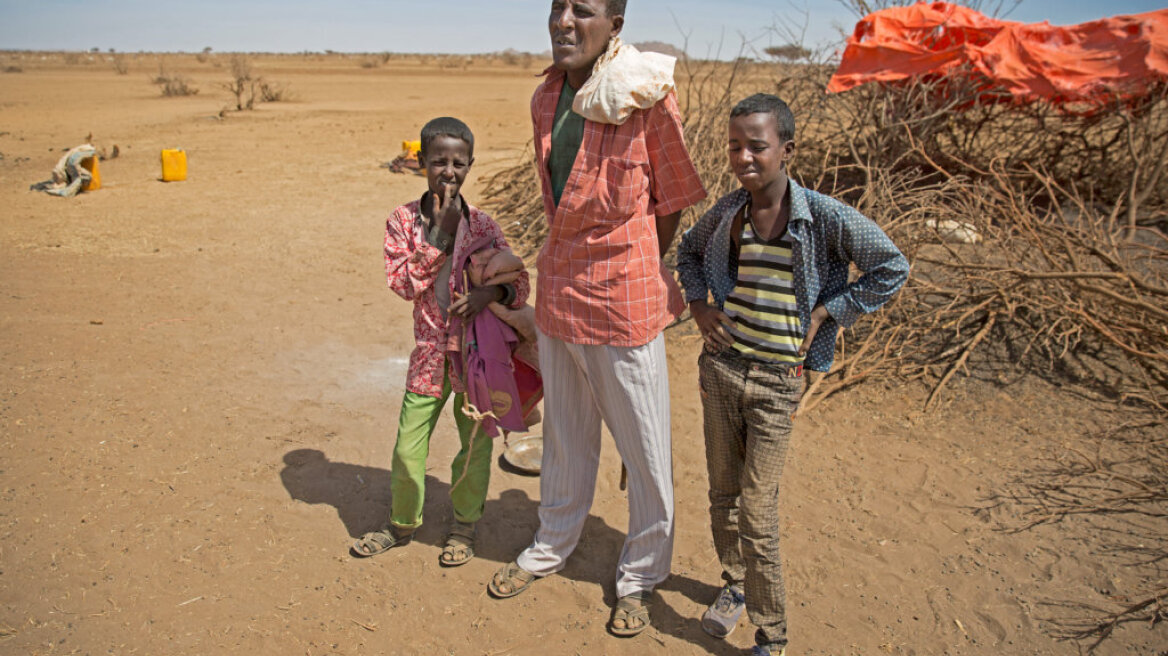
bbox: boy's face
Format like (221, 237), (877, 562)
(727, 112), (795, 193)
(549, 0), (622, 78)
(418, 135), (474, 199)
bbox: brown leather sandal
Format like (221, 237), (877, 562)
(487, 560), (536, 598)
(350, 526), (411, 558)
(610, 591), (651, 637)
(438, 521), (476, 567)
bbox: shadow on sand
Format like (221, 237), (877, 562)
(280, 447), (734, 653)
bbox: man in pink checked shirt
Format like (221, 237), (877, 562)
(486, 0), (706, 639)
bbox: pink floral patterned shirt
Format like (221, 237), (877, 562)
(384, 197), (530, 398)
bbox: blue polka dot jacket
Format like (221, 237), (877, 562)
(676, 182), (910, 372)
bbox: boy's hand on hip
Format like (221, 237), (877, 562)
(691, 301), (736, 347)
(798, 304), (831, 356)
(450, 286), (503, 321)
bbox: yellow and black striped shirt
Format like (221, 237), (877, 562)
(724, 212), (805, 364)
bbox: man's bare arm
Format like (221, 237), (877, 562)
(655, 211), (682, 258)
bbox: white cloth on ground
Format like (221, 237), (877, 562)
(30, 144), (96, 198)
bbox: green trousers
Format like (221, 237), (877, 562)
(390, 369), (493, 531)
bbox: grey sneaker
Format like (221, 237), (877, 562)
(701, 584), (745, 638)
(749, 646), (785, 656)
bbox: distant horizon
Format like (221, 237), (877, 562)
(1, 1), (1164, 59)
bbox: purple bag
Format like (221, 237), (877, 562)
(447, 237), (527, 438)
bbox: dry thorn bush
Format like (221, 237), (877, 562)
(222, 55), (257, 110)
(152, 63), (198, 97)
(258, 80), (292, 103)
(219, 55), (292, 110)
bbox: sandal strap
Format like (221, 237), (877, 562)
(616, 591), (650, 610)
(357, 527), (407, 551)
(502, 561), (534, 584)
(447, 521), (476, 543)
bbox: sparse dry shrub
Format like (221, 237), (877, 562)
(195, 46), (212, 64)
(258, 80), (292, 103)
(360, 58), (380, 69)
(221, 55), (257, 110)
(3, 65), (22, 74)
(63, 52), (81, 65)
(158, 76), (198, 96)
(212, 55), (292, 108)
(152, 64), (198, 96)
(111, 54), (128, 75)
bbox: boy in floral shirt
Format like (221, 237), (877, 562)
(352, 117), (529, 567)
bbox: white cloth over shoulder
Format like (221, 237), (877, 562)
(572, 38), (676, 126)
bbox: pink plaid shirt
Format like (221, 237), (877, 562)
(384, 198), (530, 398)
(532, 67), (707, 347)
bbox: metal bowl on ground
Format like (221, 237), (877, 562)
(502, 434), (543, 475)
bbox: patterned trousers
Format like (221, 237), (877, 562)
(699, 347), (802, 648)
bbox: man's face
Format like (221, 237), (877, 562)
(549, 0), (622, 78)
(419, 135), (474, 199)
(727, 112), (795, 193)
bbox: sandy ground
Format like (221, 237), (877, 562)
(1, 53), (1164, 655)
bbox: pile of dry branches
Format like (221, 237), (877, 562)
(790, 76), (1168, 416)
(988, 418), (1168, 650)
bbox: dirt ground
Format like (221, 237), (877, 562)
(1, 53), (1164, 655)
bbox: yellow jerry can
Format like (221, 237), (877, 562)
(80, 156), (101, 191)
(161, 149), (187, 182)
(402, 140), (421, 158)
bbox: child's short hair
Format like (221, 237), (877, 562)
(730, 94), (795, 143)
(607, 0), (627, 17)
(420, 117), (474, 158)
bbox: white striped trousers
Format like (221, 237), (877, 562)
(516, 329), (675, 598)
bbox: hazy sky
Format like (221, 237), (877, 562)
(0, 1), (1164, 56)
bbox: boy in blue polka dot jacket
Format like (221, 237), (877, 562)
(676, 93), (908, 656)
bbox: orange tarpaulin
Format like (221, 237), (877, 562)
(826, 2), (1168, 106)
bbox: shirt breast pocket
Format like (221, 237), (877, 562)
(592, 157), (647, 223)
